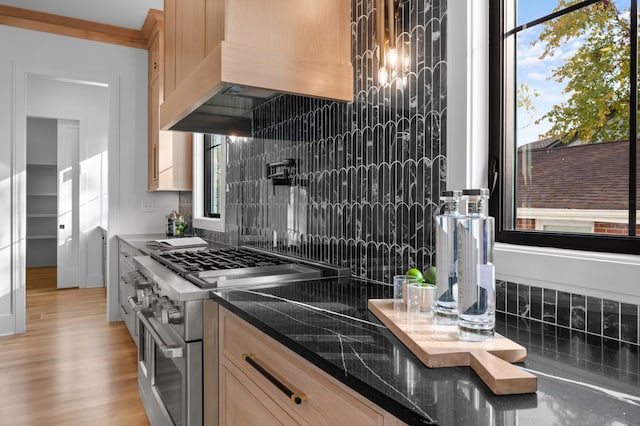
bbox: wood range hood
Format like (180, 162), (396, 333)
(160, 0), (354, 136)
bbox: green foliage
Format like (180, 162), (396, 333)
(517, 83), (540, 130)
(533, 0), (633, 143)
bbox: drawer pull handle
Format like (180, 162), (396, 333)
(243, 353), (307, 405)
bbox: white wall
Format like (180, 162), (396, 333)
(0, 25), (179, 334)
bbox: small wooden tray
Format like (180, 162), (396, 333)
(368, 299), (537, 395)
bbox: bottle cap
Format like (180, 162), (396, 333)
(441, 190), (462, 197)
(462, 188), (489, 197)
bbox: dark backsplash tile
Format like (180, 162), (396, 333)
(530, 286), (542, 321)
(621, 303), (638, 344)
(557, 291), (571, 328)
(211, 0), (448, 283)
(543, 288), (556, 323)
(506, 282), (518, 315)
(518, 284), (530, 317)
(571, 294), (586, 331)
(587, 296), (602, 335)
(494, 287), (639, 347)
(603, 299), (620, 340)
(496, 280), (506, 312)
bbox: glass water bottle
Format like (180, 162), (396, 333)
(457, 188), (495, 341)
(434, 190), (462, 323)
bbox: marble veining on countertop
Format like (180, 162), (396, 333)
(211, 278), (640, 426)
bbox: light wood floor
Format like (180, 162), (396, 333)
(0, 267), (149, 425)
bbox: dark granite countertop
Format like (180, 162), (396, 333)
(211, 277), (640, 426)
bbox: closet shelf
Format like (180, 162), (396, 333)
(26, 235), (56, 240)
(27, 163), (57, 168)
(27, 192), (57, 197)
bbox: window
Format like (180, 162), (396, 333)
(192, 133), (226, 232)
(489, 0), (640, 254)
(204, 134), (222, 218)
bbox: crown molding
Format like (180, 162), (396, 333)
(0, 4), (148, 49)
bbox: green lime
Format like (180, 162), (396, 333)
(424, 266), (437, 285)
(406, 268), (424, 283)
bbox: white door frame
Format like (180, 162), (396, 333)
(6, 64), (117, 335)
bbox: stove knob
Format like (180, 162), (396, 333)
(159, 296), (172, 308)
(161, 306), (183, 324)
(136, 277), (151, 289)
(127, 272), (137, 286)
(133, 273), (147, 288)
(136, 287), (151, 302)
(142, 292), (158, 309)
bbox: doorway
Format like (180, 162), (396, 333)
(26, 117), (82, 288)
(25, 75), (110, 293)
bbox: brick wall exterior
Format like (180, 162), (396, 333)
(594, 222), (640, 235)
(516, 218), (536, 230)
(516, 218), (640, 234)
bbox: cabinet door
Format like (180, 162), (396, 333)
(220, 308), (387, 426)
(164, 0), (176, 98)
(149, 32), (160, 83)
(158, 131), (192, 191)
(220, 362), (297, 426)
(148, 77), (160, 191)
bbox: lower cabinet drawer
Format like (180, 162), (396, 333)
(219, 308), (387, 426)
(119, 285), (137, 344)
(220, 360), (297, 426)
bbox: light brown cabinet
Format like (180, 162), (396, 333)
(143, 10), (192, 192)
(217, 307), (404, 426)
(160, 0), (353, 133)
(220, 362), (297, 425)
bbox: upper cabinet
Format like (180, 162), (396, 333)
(143, 10), (193, 192)
(160, 0), (353, 135)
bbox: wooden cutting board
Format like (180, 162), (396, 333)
(368, 299), (537, 395)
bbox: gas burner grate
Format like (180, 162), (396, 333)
(154, 247), (290, 274)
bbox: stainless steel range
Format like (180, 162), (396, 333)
(151, 247), (324, 288)
(131, 245), (347, 426)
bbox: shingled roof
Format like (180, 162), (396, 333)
(516, 139), (638, 210)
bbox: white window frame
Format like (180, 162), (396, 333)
(447, 0), (640, 304)
(192, 133), (226, 232)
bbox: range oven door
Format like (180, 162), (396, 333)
(137, 310), (202, 426)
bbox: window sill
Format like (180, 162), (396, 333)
(495, 243), (640, 304)
(193, 216), (225, 233)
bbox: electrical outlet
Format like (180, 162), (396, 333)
(142, 199), (155, 213)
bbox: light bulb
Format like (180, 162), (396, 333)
(387, 48), (397, 66)
(379, 67), (388, 85)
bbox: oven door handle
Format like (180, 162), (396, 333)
(136, 310), (184, 359)
(128, 296), (143, 312)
